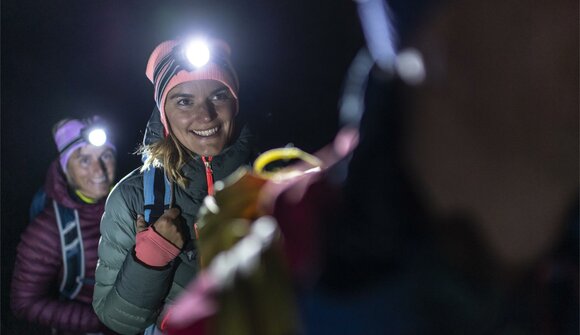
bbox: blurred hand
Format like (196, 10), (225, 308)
(196, 169), (267, 267)
(136, 208), (186, 249)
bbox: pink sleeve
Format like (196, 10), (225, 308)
(135, 227), (181, 266)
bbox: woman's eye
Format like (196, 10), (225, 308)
(101, 152), (114, 162)
(210, 92), (231, 102)
(177, 98), (193, 106)
(79, 157), (90, 166)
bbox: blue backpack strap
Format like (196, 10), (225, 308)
(29, 188), (47, 221)
(143, 166), (171, 225)
(52, 200), (85, 300)
(141, 107), (170, 224)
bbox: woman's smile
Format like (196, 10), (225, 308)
(190, 125), (220, 137)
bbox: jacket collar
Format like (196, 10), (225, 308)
(181, 124), (255, 182)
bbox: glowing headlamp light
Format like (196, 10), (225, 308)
(183, 39), (211, 68)
(81, 123), (108, 147)
(153, 38), (237, 105)
(172, 38), (230, 72)
(85, 127), (107, 146)
(59, 122), (109, 155)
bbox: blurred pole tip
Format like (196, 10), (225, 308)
(339, 49), (374, 127)
(203, 196), (220, 214)
(355, 0), (397, 71)
(396, 48), (426, 85)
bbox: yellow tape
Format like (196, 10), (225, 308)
(253, 147), (322, 180)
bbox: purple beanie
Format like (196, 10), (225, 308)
(53, 117), (116, 175)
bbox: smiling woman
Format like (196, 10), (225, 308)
(164, 80), (236, 158)
(66, 144), (115, 200)
(10, 116), (117, 334)
(92, 37), (256, 335)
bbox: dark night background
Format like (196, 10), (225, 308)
(1, 1), (364, 332)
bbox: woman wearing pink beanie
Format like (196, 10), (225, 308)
(11, 116), (117, 334)
(93, 37), (255, 335)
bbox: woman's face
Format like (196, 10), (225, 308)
(66, 145), (116, 200)
(164, 80), (237, 157)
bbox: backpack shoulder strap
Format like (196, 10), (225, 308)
(52, 200), (85, 300)
(29, 188), (47, 221)
(143, 166), (171, 225)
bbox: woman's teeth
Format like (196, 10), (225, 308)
(192, 126), (219, 137)
(91, 177), (106, 184)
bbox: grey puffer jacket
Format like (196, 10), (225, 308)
(93, 127), (255, 335)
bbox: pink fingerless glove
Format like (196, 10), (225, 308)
(135, 227), (181, 266)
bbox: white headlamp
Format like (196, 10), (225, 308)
(86, 127), (107, 147)
(183, 39), (211, 68)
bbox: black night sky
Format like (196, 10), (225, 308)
(1, 1), (363, 332)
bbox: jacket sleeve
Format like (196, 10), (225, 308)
(10, 208), (102, 332)
(93, 181), (177, 335)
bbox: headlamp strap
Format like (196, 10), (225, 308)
(59, 136), (84, 154)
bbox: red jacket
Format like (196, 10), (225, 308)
(11, 160), (108, 334)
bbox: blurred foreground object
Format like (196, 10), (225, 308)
(163, 131), (358, 335)
(166, 0), (578, 333)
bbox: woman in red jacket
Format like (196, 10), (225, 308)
(11, 117), (117, 335)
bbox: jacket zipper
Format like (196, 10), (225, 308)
(201, 156), (214, 196)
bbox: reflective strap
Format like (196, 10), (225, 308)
(164, 172), (171, 208)
(143, 167), (155, 223)
(53, 200), (84, 300)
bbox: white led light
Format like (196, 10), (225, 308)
(88, 128), (107, 146)
(396, 48), (426, 85)
(184, 40), (211, 68)
(203, 195), (220, 214)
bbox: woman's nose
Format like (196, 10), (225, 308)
(91, 159), (106, 177)
(193, 101), (215, 122)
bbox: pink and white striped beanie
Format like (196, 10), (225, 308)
(145, 38), (239, 136)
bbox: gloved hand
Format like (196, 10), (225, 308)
(135, 208), (184, 267)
